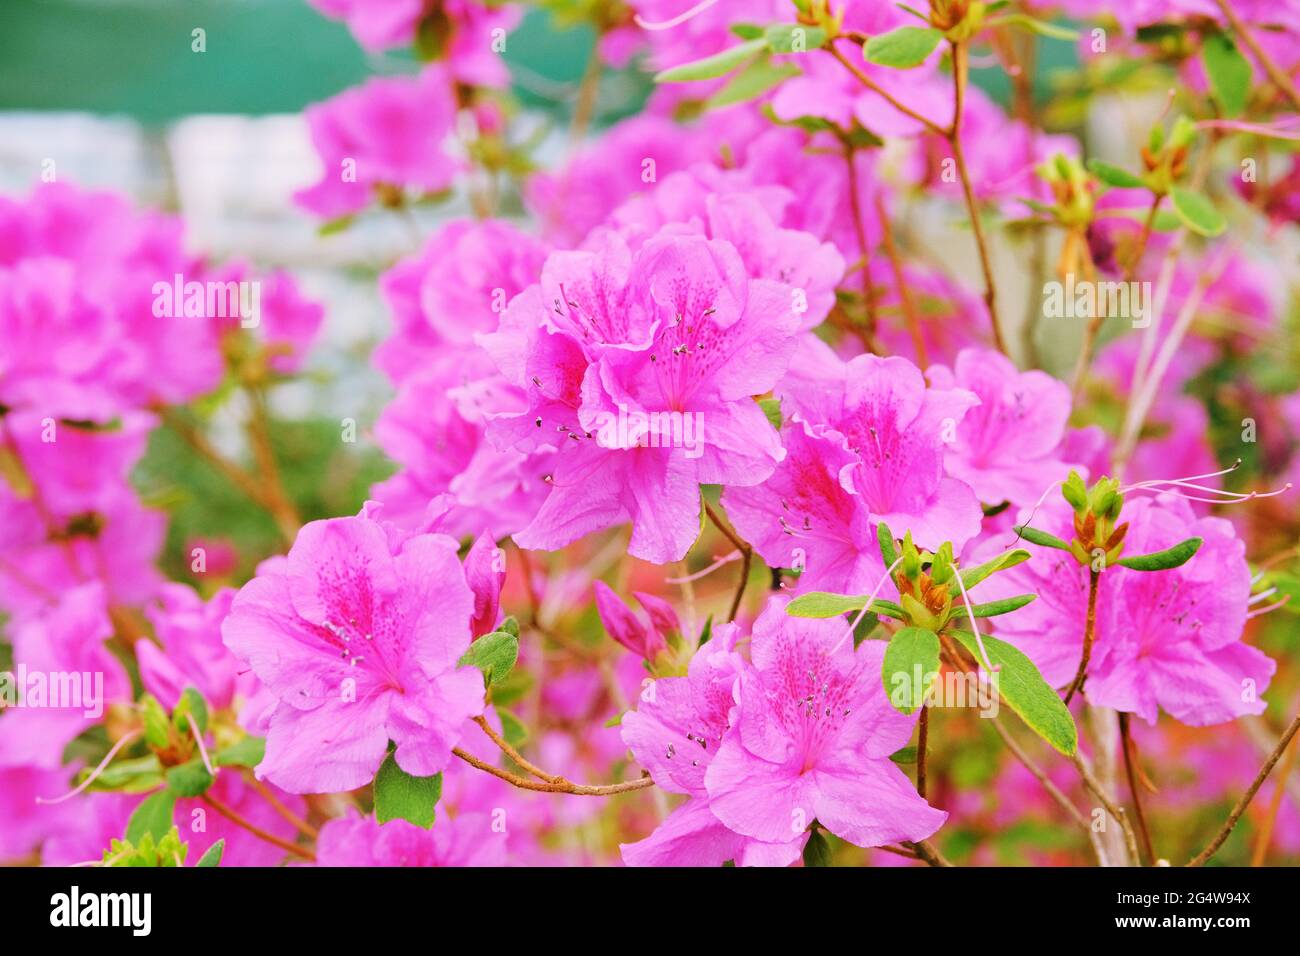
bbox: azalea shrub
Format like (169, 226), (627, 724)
(4, 0), (1300, 869)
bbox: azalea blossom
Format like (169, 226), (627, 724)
(222, 512), (485, 792)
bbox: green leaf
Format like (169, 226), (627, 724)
(498, 615), (520, 638)
(1116, 536), (1203, 571)
(764, 23), (827, 54)
(864, 26), (942, 68)
(959, 549), (1031, 589)
(730, 23), (765, 40)
(877, 522), (898, 567)
(498, 709), (529, 748)
(965, 594), (1036, 618)
(785, 591), (905, 620)
(853, 611), (881, 648)
(140, 694), (171, 749)
(172, 686), (209, 737)
(889, 745), (918, 764)
(165, 759), (214, 798)
(317, 214), (356, 238)
(373, 752), (442, 829)
(126, 790), (177, 844)
(1170, 187), (1227, 237)
(458, 630), (519, 687)
(655, 39), (768, 83)
(1202, 32), (1251, 117)
(194, 839), (225, 867)
(991, 13), (1080, 41)
(949, 631), (1077, 756)
(802, 829), (833, 867)
(1014, 525), (1072, 551)
(214, 735), (266, 769)
(1087, 159), (1146, 189)
(882, 627), (941, 714)
(758, 396), (784, 430)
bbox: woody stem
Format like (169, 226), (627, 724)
(452, 747), (655, 796)
(916, 705), (929, 799)
(948, 39), (1008, 356)
(1119, 712), (1156, 864)
(704, 501), (752, 622)
(1189, 707), (1300, 866)
(1064, 568), (1100, 705)
(200, 793), (315, 861)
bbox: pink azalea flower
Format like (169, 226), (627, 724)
(374, 218), (549, 384)
(221, 512), (486, 793)
(927, 347), (1078, 506)
(310, 0), (518, 86)
(593, 581), (673, 660)
(997, 495), (1274, 725)
(370, 352), (557, 538)
(0, 765), (82, 862)
(525, 114), (710, 246)
(775, 338), (983, 550)
(480, 229), (804, 564)
(608, 165), (846, 330)
(258, 270), (325, 375)
(703, 599), (947, 849)
(463, 531), (506, 638)
(294, 66), (462, 220)
(139, 584), (256, 713)
(620, 619), (808, 866)
(722, 417), (886, 594)
(316, 809), (507, 866)
(1, 582), (133, 769)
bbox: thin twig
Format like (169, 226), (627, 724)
(827, 42), (946, 135)
(704, 501), (752, 622)
(947, 40), (1007, 355)
(916, 706), (929, 799)
(452, 748), (655, 796)
(845, 143), (880, 337)
(200, 793), (315, 861)
(875, 192), (928, 367)
(1119, 712), (1156, 864)
(1250, 722), (1300, 866)
(245, 772), (320, 840)
(1188, 707), (1300, 866)
(907, 839), (954, 867)
(1065, 568), (1100, 705)
(472, 714), (560, 784)
(1072, 748), (1141, 865)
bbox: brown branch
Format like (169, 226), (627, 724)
(907, 838), (954, 867)
(1072, 748), (1141, 865)
(245, 772), (319, 840)
(704, 500), (752, 622)
(1188, 707), (1300, 866)
(948, 40), (1007, 355)
(159, 406), (294, 546)
(244, 386), (301, 543)
(875, 192), (928, 367)
(200, 793), (315, 861)
(1250, 721), (1300, 865)
(1119, 712), (1156, 864)
(845, 142), (880, 338)
(453, 747), (655, 796)
(1064, 568), (1100, 705)
(916, 706), (929, 799)
(827, 42), (946, 136)
(472, 714), (559, 784)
